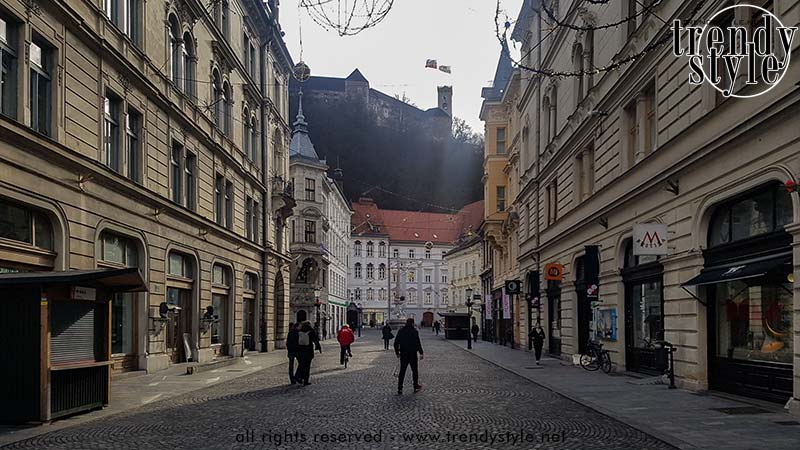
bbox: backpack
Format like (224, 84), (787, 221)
(298, 331), (311, 346)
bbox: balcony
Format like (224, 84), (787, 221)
(270, 175), (296, 221)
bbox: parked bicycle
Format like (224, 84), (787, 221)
(579, 339), (612, 373)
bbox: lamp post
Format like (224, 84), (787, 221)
(465, 287), (474, 349)
(313, 288), (321, 336)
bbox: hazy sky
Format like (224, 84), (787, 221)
(280, 0), (524, 133)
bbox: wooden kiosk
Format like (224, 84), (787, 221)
(0, 268), (147, 422)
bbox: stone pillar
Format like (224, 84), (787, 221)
(634, 93), (648, 163)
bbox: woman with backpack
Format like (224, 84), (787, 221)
(294, 321), (322, 386)
(381, 322), (394, 350)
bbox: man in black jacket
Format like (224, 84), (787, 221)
(295, 321), (322, 386)
(394, 318), (424, 394)
(286, 323), (299, 384)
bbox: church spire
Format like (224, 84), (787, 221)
(292, 88), (308, 135)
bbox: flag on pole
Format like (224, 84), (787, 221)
(425, 59), (438, 69)
(438, 65), (452, 74)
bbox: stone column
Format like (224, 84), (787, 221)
(634, 93), (648, 163)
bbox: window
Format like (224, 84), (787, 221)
(408, 249), (415, 259)
(367, 288), (374, 301)
(354, 288), (361, 300)
(104, 93), (122, 172)
(542, 95), (551, 144)
(249, 43), (256, 77)
(211, 294), (226, 345)
(168, 15), (181, 85)
(214, 174), (224, 224)
(245, 196), (253, 240)
(441, 289), (448, 305)
(366, 263), (374, 279)
(441, 272), (447, 283)
(424, 291), (432, 305)
(100, 232), (137, 266)
(244, 273), (257, 291)
(212, 264), (230, 286)
(221, 0), (230, 40)
(575, 145), (595, 202)
(354, 241), (362, 256)
(366, 241), (374, 257)
(168, 252), (192, 278)
(213, 71), (223, 129)
(624, 99), (637, 167)
(407, 289), (417, 304)
(574, 42), (584, 106)
(0, 199), (53, 250)
(425, 250), (431, 259)
(223, 82), (233, 135)
(106, 0), (140, 45)
(424, 271), (431, 283)
(496, 127), (506, 154)
(548, 85), (558, 141)
(252, 200), (259, 243)
(243, 108), (251, 156)
(182, 32), (195, 99)
(393, 249), (399, 258)
(354, 263), (362, 279)
(225, 180), (233, 229)
(304, 220), (316, 243)
(378, 263), (386, 279)
(379, 288), (386, 301)
(378, 242), (386, 257)
(0, 17), (18, 119)
(126, 108), (141, 182)
(644, 82), (656, 154)
(407, 270), (415, 283)
(171, 144), (183, 205)
(185, 152), (195, 210)
(249, 116), (258, 162)
(29, 40), (51, 136)
(305, 178), (315, 201)
(101, 232), (139, 356)
(546, 179), (558, 225)
(496, 186), (506, 212)
(709, 184), (792, 247)
(626, 0), (638, 36)
(392, 270), (398, 283)
(126, 0), (141, 45)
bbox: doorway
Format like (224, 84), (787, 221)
(547, 281), (561, 356)
(166, 287), (191, 363)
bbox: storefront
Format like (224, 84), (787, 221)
(684, 183), (794, 403)
(546, 280), (562, 356)
(622, 241), (664, 375)
(0, 268), (147, 422)
(573, 257), (591, 354)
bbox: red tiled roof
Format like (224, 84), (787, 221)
(351, 199), (485, 245)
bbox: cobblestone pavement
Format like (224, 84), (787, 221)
(1, 331), (676, 450)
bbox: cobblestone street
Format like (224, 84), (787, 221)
(1, 331), (675, 450)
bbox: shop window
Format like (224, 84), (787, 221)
(210, 294), (226, 345)
(0, 199), (53, 250)
(709, 184), (792, 247)
(0, 16), (18, 119)
(715, 281), (792, 364)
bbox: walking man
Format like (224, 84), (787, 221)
(295, 321), (322, 385)
(531, 324), (546, 365)
(337, 324), (355, 365)
(286, 323), (299, 384)
(381, 322), (394, 350)
(433, 320), (441, 335)
(394, 318), (424, 395)
(471, 322), (479, 343)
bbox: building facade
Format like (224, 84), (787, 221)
(444, 234), (484, 327)
(0, 0), (295, 373)
(349, 198), (391, 325)
(507, 0), (800, 409)
(289, 91), (352, 337)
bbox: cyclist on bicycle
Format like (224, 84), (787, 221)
(337, 324), (355, 365)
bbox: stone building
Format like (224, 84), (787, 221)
(443, 201), (485, 326)
(289, 90), (352, 337)
(505, 0), (800, 409)
(349, 198), (391, 325)
(0, 0), (295, 373)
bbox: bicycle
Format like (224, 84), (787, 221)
(579, 340), (612, 373)
(344, 350), (350, 368)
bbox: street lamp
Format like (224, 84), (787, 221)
(465, 287), (474, 349)
(313, 288), (321, 336)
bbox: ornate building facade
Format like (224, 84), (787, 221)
(0, 0), (294, 373)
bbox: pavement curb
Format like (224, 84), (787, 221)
(444, 338), (702, 450)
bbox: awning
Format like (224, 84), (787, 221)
(682, 254), (791, 287)
(0, 267), (148, 292)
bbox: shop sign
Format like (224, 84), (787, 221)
(505, 279), (521, 295)
(633, 223), (669, 256)
(544, 263), (564, 281)
(70, 286), (96, 301)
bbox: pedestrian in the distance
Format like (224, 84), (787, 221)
(337, 324), (355, 365)
(531, 324), (546, 365)
(322, 325), (328, 341)
(381, 322), (394, 350)
(295, 321), (322, 385)
(471, 322), (479, 343)
(286, 322), (299, 384)
(433, 320), (441, 335)
(394, 318), (424, 395)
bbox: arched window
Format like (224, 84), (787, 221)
(250, 116), (258, 162)
(223, 81), (233, 135)
(573, 42), (584, 106)
(354, 241), (362, 257)
(366, 263), (374, 279)
(354, 287), (361, 300)
(709, 184), (793, 247)
(212, 70), (223, 129)
(243, 107), (251, 156)
(378, 241), (386, 257)
(378, 263), (386, 280)
(166, 251), (194, 362)
(542, 95), (551, 144)
(211, 263), (232, 351)
(366, 241), (374, 257)
(182, 32), (195, 99)
(99, 232), (139, 356)
(168, 15), (181, 85)
(354, 262), (362, 278)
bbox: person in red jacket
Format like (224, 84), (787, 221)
(337, 324), (355, 365)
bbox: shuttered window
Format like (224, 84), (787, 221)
(51, 302), (96, 364)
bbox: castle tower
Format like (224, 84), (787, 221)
(437, 86), (453, 117)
